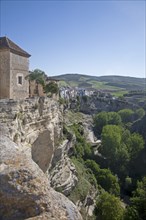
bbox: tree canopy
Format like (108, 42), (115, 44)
(85, 160), (120, 196)
(26, 69), (59, 96)
(127, 133), (144, 160)
(26, 69), (45, 87)
(101, 125), (122, 160)
(124, 177), (146, 220)
(118, 109), (134, 123)
(95, 192), (124, 220)
(44, 81), (59, 95)
(94, 111), (121, 136)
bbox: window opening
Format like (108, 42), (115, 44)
(18, 76), (23, 85)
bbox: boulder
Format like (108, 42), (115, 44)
(0, 135), (82, 220)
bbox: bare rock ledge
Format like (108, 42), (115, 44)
(0, 134), (82, 220)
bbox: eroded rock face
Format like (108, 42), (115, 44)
(79, 95), (137, 114)
(50, 154), (78, 196)
(0, 98), (63, 173)
(0, 135), (82, 220)
(31, 130), (54, 173)
(49, 140), (78, 196)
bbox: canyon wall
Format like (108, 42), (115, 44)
(0, 98), (83, 219)
(0, 97), (63, 172)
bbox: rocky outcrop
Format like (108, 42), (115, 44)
(31, 130), (54, 173)
(0, 134), (83, 220)
(50, 154), (78, 196)
(70, 95), (137, 114)
(0, 98), (63, 173)
(49, 140), (78, 196)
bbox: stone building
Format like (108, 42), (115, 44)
(0, 36), (31, 99)
(29, 77), (59, 99)
(29, 80), (45, 97)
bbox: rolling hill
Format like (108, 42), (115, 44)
(53, 73), (145, 92)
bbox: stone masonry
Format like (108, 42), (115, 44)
(0, 37), (31, 99)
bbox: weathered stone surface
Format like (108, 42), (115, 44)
(70, 95), (137, 114)
(0, 39), (30, 100)
(31, 130), (54, 173)
(51, 140), (70, 167)
(0, 98), (63, 173)
(49, 140), (78, 196)
(50, 154), (78, 196)
(0, 135), (82, 220)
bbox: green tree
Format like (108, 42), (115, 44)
(125, 177), (146, 220)
(124, 176), (133, 194)
(124, 206), (139, 220)
(94, 111), (122, 137)
(95, 192), (124, 220)
(114, 144), (130, 178)
(108, 112), (122, 125)
(97, 169), (120, 196)
(85, 159), (100, 176)
(121, 129), (131, 145)
(45, 82), (59, 95)
(101, 125), (122, 160)
(127, 133), (144, 160)
(71, 124), (92, 159)
(100, 125), (131, 176)
(85, 160), (120, 196)
(94, 112), (108, 136)
(26, 69), (45, 87)
(131, 176), (146, 217)
(134, 108), (145, 120)
(118, 109), (134, 123)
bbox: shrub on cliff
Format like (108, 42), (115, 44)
(70, 123), (92, 159)
(69, 158), (97, 203)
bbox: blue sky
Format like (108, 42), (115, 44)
(0, 0), (145, 78)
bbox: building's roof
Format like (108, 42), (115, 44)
(0, 36), (31, 57)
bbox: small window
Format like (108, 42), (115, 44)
(18, 76), (23, 85)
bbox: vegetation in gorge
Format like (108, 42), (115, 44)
(95, 192), (124, 220)
(65, 106), (146, 220)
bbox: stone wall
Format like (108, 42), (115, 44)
(0, 97), (63, 172)
(0, 50), (29, 99)
(10, 52), (29, 99)
(29, 80), (45, 97)
(0, 50), (10, 99)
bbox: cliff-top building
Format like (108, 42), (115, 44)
(0, 37), (31, 99)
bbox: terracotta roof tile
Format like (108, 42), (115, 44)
(0, 36), (31, 57)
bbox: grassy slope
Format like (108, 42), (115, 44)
(55, 74), (145, 93)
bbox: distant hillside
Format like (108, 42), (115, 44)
(53, 73), (145, 92)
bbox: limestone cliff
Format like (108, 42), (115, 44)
(49, 139), (78, 196)
(0, 97), (63, 172)
(0, 134), (82, 220)
(0, 98), (82, 220)
(70, 95), (137, 114)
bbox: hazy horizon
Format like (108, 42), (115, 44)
(1, 1), (145, 78)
